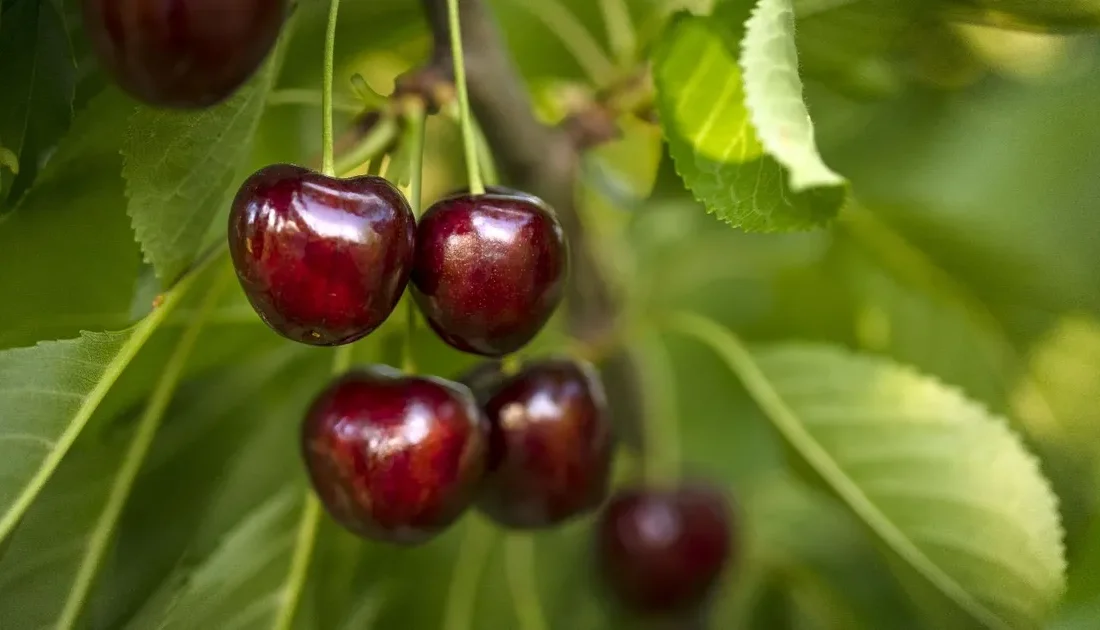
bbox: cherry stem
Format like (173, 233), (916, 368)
(636, 332), (680, 484)
(321, 0), (343, 177)
(510, 0), (615, 84)
(331, 114), (399, 177)
(403, 100), (427, 375)
(471, 114), (500, 186)
(504, 535), (549, 630)
(443, 516), (496, 630)
(446, 0), (485, 195)
(598, 0), (635, 67)
(502, 354), (522, 376)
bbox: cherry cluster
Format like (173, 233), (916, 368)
(225, 163), (596, 535)
(81, 0), (736, 619)
(224, 165), (733, 617)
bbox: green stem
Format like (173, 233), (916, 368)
(274, 340), (355, 630)
(333, 115), (400, 179)
(321, 0), (343, 176)
(502, 354), (523, 376)
(273, 496), (322, 630)
(470, 114), (500, 187)
(634, 332), (680, 484)
(504, 535), (549, 630)
(443, 516), (495, 630)
(510, 0), (616, 84)
(55, 272), (231, 630)
(598, 0), (636, 66)
(403, 101), (427, 374)
(446, 0), (485, 195)
(0, 248), (221, 546)
(268, 89), (361, 113)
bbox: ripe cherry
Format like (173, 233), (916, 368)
(411, 191), (568, 357)
(301, 366), (489, 544)
(82, 0), (287, 108)
(228, 164), (415, 346)
(470, 359), (614, 529)
(596, 485), (735, 616)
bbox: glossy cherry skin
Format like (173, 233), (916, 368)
(472, 359), (614, 529)
(453, 185), (543, 204)
(411, 192), (568, 357)
(228, 164), (415, 346)
(301, 366), (489, 544)
(596, 485), (735, 616)
(82, 0), (287, 108)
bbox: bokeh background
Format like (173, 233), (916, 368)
(3, 0), (1100, 628)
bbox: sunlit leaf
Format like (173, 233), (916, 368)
(740, 0), (844, 190)
(652, 3), (845, 232)
(674, 316), (1066, 629)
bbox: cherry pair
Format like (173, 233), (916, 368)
(227, 165), (566, 356)
(300, 358), (613, 544)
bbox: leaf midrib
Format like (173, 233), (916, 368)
(670, 312), (1015, 630)
(0, 252), (215, 546)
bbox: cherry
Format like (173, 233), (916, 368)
(471, 359), (614, 529)
(455, 185), (542, 204)
(301, 366), (489, 544)
(82, 0), (287, 108)
(596, 485), (735, 616)
(411, 191), (568, 357)
(228, 164), (415, 346)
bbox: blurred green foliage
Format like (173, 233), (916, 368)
(3, 0), (1100, 628)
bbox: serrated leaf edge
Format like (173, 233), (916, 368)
(0, 255), (208, 545)
(739, 0), (845, 191)
(670, 313), (1066, 629)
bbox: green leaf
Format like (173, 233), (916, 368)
(0, 0), (76, 205)
(673, 315), (1066, 629)
(835, 217), (1014, 415)
(0, 144), (18, 175)
(943, 0), (1100, 29)
(727, 476), (923, 630)
(0, 89), (141, 350)
(0, 259), (206, 546)
(1014, 315), (1100, 455)
(0, 342), (305, 630)
(652, 4), (845, 232)
(122, 50), (283, 285)
(0, 330), (134, 544)
(145, 489), (305, 630)
(740, 0), (844, 190)
(585, 116), (664, 207)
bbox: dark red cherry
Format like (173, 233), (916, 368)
(82, 0), (287, 108)
(301, 366), (489, 544)
(452, 185), (542, 204)
(475, 359), (614, 529)
(228, 164), (415, 346)
(411, 192), (568, 357)
(596, 485), (735, 616)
